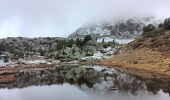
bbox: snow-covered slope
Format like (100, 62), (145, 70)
(68, 17), (158, 39)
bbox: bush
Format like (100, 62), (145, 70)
(142, 29), (164, 38)
(83, 35), (92, 43)
(158, 23), (164, 28)
(102, 42), (113, 48)
(4, 58), (9, 63)
(39, 49), (45, 56)
(76, 38), (82, 47)
(3, 56), (9, 62)
(143, 24), (156, 32)
(132, 42), (143, 50)
(164, 17), (170, 30)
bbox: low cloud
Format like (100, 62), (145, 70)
(0, 0), (170, 38)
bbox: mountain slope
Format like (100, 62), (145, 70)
(98, 26), (170, 81)
(69, 17), (157, 38)
(113, 29), (170, 65)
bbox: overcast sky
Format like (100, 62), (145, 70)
(0, 0), (170, 38)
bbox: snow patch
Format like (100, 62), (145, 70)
(0, 60), (17, 67)
(115, 38), (134, 44)
(81, 52), (104, 61)
(19, 59), (50, 65)
(97, 37), (114, 43)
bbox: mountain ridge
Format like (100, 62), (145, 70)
(69, 17), (159, 39)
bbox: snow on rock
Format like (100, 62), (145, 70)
(103, 47), (112, 52)
(97, 37), (114, 43)
(106, 47), (112, 51)
(97, 36), (134, 44)
(93, 52), (104, 59)
(19, 59), (50, 65)
(105, 50), (114, 56)
(81, 52), (104, 61)
(114, 38), (134, 44)
(0, 60), (17, 67)
(81, 46), (118, 61)
(103, 47), (116, 55)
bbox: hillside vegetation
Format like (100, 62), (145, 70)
(99, 17), (170, 80)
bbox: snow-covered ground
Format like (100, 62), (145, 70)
(97, 37), (114, 43)
(114, 38), (134, 44)
(81, 52), (104, 61)
(97, 36), (134, 44)
(0, 60), (17, 67)
(19, 59), (52, 65)
(81, 46), (117, 61)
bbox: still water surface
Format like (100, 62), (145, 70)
(0, 65), (169, 100)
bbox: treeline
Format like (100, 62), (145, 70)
(0, 34), (116, 60)
(143, 17), (170, 33)
(0, 36), (92, 60)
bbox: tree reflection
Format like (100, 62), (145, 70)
(0, 65), (169, 96)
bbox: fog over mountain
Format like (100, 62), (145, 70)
(0, 0), (170, 38)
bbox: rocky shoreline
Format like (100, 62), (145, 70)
(0, 63), (170, 94)
(93, 61), (170, 83)
(0, 64), (55, 84)
(0, 59), (170, 85)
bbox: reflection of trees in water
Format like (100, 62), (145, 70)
(146, 80), (170, 96)
(0, 67), (102, 89)
(111, 73), (147, 95)
(0, 65), (169, 95)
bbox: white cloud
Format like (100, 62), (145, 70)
(0, 0), (170, 38)
(0, 16), (21, 38)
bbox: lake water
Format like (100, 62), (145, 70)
(0, 65), (170, 100)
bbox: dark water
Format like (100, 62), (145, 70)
(0, 65), (170, 100)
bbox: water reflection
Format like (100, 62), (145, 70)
(0, 84), (169, 100)
(0, 65), (170, 100)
